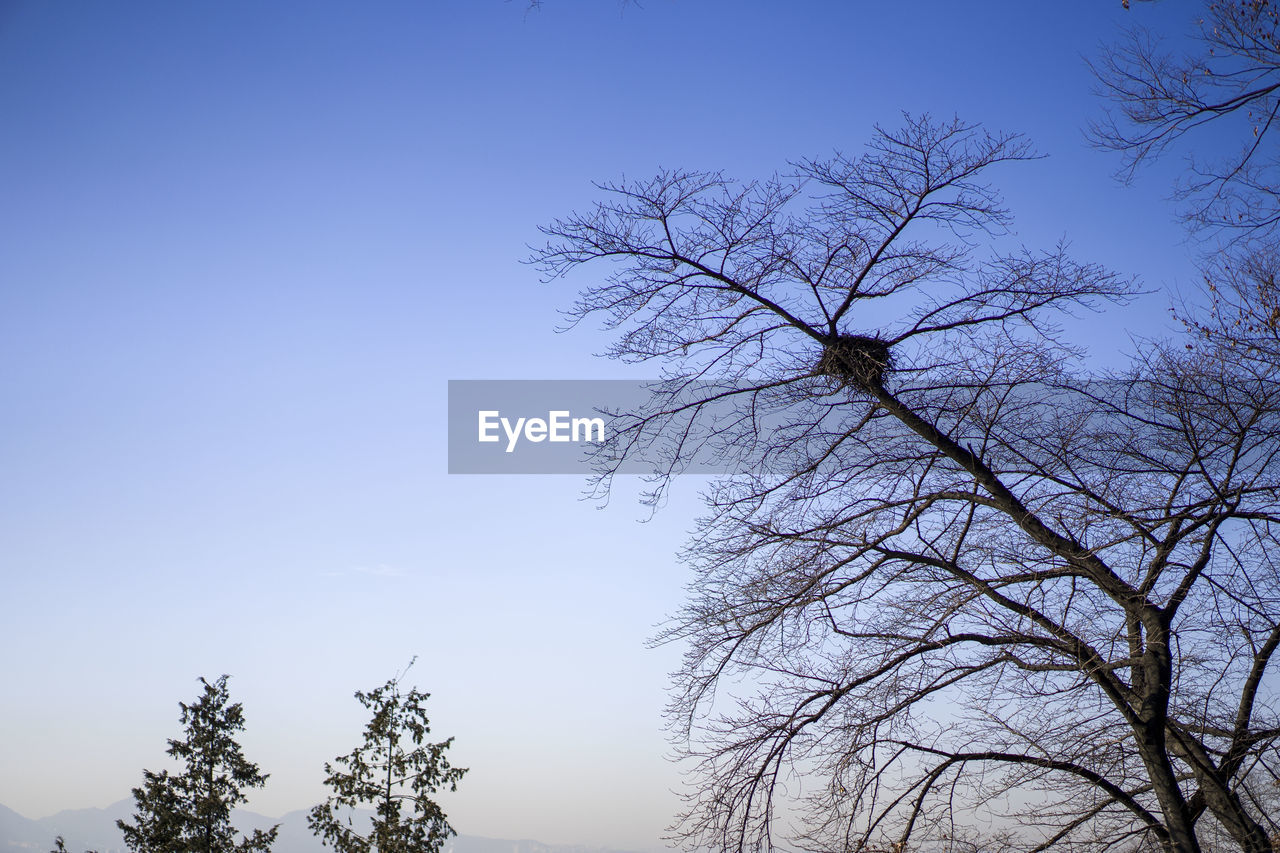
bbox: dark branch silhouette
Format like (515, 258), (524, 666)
(534, 114), (1280, 853)
(1092, 1), (1280, 241)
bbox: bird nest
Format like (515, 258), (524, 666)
(815, 334), (891, 390)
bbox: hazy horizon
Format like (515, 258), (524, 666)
(0, 796), (659, 853)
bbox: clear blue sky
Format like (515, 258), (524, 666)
(0, 2), (1202, 850)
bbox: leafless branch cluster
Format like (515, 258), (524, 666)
(534, 115), (1280, 853)
(1092, 0), (1280, 239)
(1181, 248), (1280, 364)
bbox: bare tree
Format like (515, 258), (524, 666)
(533, 115), (1280, 853)
(1092, 0), (1280, 240)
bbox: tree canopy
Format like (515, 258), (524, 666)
(309, 663), (467, 853)
(534, 114), (1280, 853)
(117, 675), (278, 853)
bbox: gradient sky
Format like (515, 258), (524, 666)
(0, 2), (1206, 850)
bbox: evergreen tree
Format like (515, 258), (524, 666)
(118, 675), (278, 853)
(308, 661), (466, 853)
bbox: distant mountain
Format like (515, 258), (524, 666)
(0, 801), (648, 853)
